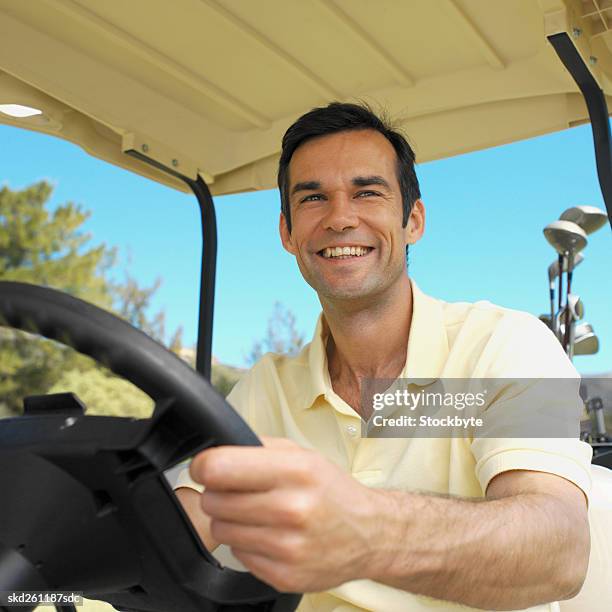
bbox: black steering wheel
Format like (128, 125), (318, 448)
(0, 281), (301, 612)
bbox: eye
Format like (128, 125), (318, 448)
(300, 193), (325, 203)
(356, 190), (380, 198)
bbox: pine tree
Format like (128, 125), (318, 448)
(0, 181), (180, 416)
(247, 302), (304, 365)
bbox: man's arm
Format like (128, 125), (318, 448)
(189, 438), (590, 609)
(368, 469), (590, 610)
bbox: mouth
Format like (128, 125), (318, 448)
(316, 245), (374, 260)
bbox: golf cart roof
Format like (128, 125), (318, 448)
(0, 0), (611, 196)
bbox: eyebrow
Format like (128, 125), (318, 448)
(352, 175), (391, 189)
(291, 180), (321, 196)
(290, 175), (390, 196)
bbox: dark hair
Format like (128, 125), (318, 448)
(277, 102), (421, 233)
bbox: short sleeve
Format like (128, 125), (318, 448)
(470, 311), (593, 503)
(472, 437), (593, 501)
(173, 371), (252, 493)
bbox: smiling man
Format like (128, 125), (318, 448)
(175, 103), (592, 612)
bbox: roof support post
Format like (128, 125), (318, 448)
(124, 148), (217, 382)
(548, 31), (612, 232)
(184, 175), (217, 382)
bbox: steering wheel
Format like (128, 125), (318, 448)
(0, 281), (301, 612)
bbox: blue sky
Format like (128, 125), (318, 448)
(1, 122), (611, 374)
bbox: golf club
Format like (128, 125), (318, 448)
(557, 319), (590, 337)
(560, 205), (608, 235)
(543, 220), (587, 353)
(573, 322), (600, 356)
(554, 294), (584, 350)
(556, 320), (597, 358)
(565, 293), (584, 358)
(547, 253), (584, 336)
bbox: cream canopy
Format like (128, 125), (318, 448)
(0, 0), (611, 195)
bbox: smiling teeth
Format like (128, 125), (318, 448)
(322, 246), (370, 258)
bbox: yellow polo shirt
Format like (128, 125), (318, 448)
(176, 279), (592, 612)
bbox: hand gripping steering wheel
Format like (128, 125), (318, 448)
(0, 281), (301, 612)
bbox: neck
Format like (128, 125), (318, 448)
(322, 275), (413, 395)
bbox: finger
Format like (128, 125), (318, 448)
(260, 436), (300, 449)
(231, 548), (296, 592)
(210, 519), (299, 561)
(200, 490), (312, 527)
(201, 490), (276, 525)
(190, 446), (309, 492)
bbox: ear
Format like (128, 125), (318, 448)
(404, 199), (426, 246)
(279, 212), (297, 255)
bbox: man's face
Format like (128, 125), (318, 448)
(280, 129), (424, 303)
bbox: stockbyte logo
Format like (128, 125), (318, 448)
(370, 413), (485, 430)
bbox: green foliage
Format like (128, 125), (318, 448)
(0, 182), (111, 306)
(211, 362), (244, 397)
(49, 366), (154, 418)
(0, 180), (180, 416)
(112, 274), (182, 347)
(177, 348), (244, 398)
(247, 301), (304, 365)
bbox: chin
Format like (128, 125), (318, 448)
(317, 281), (382, 301)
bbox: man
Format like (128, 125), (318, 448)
(175, 103), (591, 611)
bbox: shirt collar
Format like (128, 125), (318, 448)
(300, 278), (449, 411)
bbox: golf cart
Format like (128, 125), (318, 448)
(0, 1), (611, 611)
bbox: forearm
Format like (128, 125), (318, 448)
(174, 487), (220, 552)
(363, 489), (589, 610)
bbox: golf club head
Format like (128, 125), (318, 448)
(573, 327), (599, 355)
(543, 220), (587, 256)
(556, 320), (597, 357)
(553, 308), (566, 341)
(557, 320), (593, 336)
(560, 205), (608, 234)
(575, 322), (594, 336)
(566, 293), (584, 321)
(554, 300), (583, 341)
(547, 253), (584, 283)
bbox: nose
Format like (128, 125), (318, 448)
(322, 192), (359, 233)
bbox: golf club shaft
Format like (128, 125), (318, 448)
(557, 254), (563, 312)
(568, 319), (576, 361)
(563, 254), (573, 352)
(549, 283), (555, 330)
